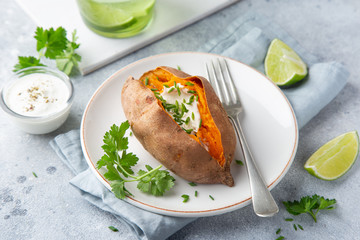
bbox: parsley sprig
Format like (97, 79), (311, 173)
(13, 27), (81, 75)
(97, 121), (175, 199)
(283, 194), (336, 222)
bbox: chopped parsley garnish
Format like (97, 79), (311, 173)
(97, 121), (175, 199)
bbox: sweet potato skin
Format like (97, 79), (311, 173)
(121, 66), (236, 186)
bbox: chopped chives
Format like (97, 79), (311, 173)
(177, 86), (181, 96)
(191, 112), (195, 120)
(177, 65), (181, 70)
(195, 95), (199, 101)
(181, 194), (189, 203)
(108, 226), (119, 232)
(188, 182), (197, 186)
(209, 195), (214, 200)
(276, 237), (284, 240)
(163, 84), (170, 88)
(32, 172), (38, 178)
(285, 218), (293, 222)
(298, 224), (304, 230)
(130, 132), (133, 136)
(168, 87), (175, 93)
(199, 119), (202, 128)
(145, 77), (149, 86)
(151, 88), (158, 91)
(235, 160), (244, 166)
(293, 224), (297, 231)
(174, 81), (177, 87)
(276, 228), (281, 235)
(185, 81), (194, 86)
(195, 191), (198, 197)
(185, 117), (190, 124)
(187, 90), (197, 94)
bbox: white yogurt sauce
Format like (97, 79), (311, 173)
(4, 73), (70, 117)
(160, 84), (201, 133)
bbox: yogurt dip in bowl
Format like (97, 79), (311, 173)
(0, 66), (74, 134)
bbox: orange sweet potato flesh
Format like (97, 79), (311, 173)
(121, 66), (236, 186)
(141, 68), (226, 167)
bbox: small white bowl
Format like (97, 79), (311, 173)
(0, 67), (74, 134)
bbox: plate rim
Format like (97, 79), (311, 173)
(80, 51), (299, 217)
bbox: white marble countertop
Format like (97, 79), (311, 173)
(1, 0), (359, 239)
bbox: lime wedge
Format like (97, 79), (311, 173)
(304, 131), (359, 180)
(265, 39), (308, 86)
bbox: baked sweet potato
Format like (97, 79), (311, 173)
(121, 66), (236, 186)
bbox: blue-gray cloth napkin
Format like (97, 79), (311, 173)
(50, 11), (349, 240)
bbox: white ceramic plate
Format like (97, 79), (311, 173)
(80, 52), (298, 217)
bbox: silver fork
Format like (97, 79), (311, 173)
(206, 58), (279, 217)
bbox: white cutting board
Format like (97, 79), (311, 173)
(16, 0), (239, 75)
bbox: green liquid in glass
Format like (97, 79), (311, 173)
(76, 0), (156, 38)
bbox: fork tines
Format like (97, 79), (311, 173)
(205, 58), (239, 106)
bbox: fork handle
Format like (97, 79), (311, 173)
(229, 116), (279, 217)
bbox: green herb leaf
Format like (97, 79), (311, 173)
(187, 90), (197, 94)
(185, 81), (194, 86)
(209, 195), (214, 200)
(32, 172), (38, 178)
(235, 160), (244, 166)
(177, 65), (181, 70)
(195, 190), (198, 197)
(181, 194), (189, 203)
(97, 121), (175, 199)
(276, 228), (281, 234)
(293, 224), (297, 231)
(285, 218), (293, 222)
(298, 224), (304, 230)
(283, 194), (336, 222)
(13, 56), (46, 72)
(145, 77), (149, 86)
(276, 236), (285, 240)
(35, 26), (67, 59)
(55, 30), (81, 75)
(108, 226), (119, 232)
(188, 182), (197, 187)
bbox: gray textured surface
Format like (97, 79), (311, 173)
(0, 0), (359, 239)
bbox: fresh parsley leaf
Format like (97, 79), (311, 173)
(35, 27), (67, 59)
(137, 165), (175, 196)
(13, 56), (46, 72)
(56, 30), (81, 75)
(97, 121), (175, 199)
(14, 27), (81, 76)
(283, 194), (336, 222)
(108, 226), (119, 232)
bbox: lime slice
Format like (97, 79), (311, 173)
(265, 39), (308, 86)
(80, 1), (136, 31)
(304, 131), (359, 180)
